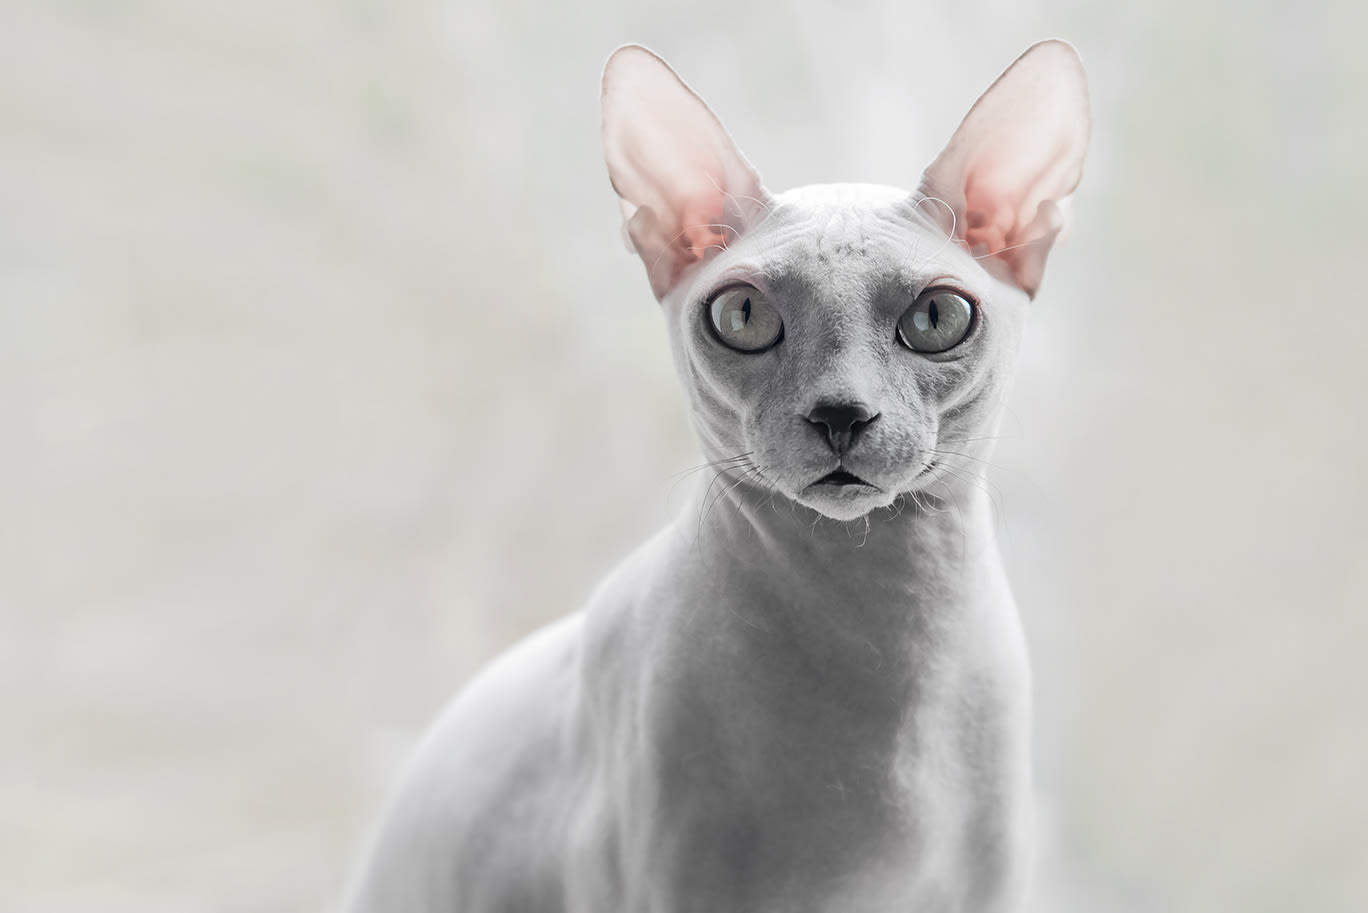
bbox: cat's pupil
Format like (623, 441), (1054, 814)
(928, 300), (940, 330)
(728, 298), (752, 333)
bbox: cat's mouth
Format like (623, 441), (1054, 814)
(812, 468), (878, 489)
(798, 465), (893, 520)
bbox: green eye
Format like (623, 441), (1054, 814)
(897, 288), (974, 353)
(708, 285), (783, 353)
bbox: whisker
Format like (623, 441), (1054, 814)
(705, 171), (773, 219)
(668, 452), (754, 505)
(930, 446), (1044, 509)
(694, 460), (756, 537)
(853, 514), (871, 548)
(724, 466), (771, 526)
(934, 461), (1008, 541)
(936, 434), (1009, 446)
(647, 222), (743, 278)
(667, 452), (754, 481)
(699, 464), (762, 532)
(908, 196), (957, 268)
(763, 473), (782, 514)
(909, 486), (954, 516)
(931, 452), (1009, 505)
(928, 474), (971, 564)
(972, 236), (1046, 260)
(927, 448), (1000, 470)
(934, 458), (1000, 500)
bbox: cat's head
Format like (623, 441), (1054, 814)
(602, 42), (1089, 522)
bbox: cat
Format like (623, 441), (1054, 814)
(344, 39), (1089, 913)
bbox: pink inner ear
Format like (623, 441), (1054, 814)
(959, 147), (1044, 258)
(917, 40), (1089, 295)
(680, 196), (728, 261)
(961, 179), (1012, 258)
(602, 45), (769, 299)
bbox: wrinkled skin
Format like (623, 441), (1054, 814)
(665, 184), (1026, 525)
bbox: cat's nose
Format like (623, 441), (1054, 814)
(805, 401), (879, 454)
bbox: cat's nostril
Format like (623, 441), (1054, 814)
(805, 402), (879, 452)
(807, 402), (877, 434)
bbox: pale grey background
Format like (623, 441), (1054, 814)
(2, 1), (1365, 911)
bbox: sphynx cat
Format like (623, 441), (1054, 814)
(346, 39), (1090, 913)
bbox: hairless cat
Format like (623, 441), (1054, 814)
(346, 40), (1090, 913)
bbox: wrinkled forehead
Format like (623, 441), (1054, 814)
(701, 184), (978, 306)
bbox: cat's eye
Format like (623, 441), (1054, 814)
(897, 288), (975, 354)
(707, 285), (783, 353)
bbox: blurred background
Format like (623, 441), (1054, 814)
(3, 0), (1365, 911)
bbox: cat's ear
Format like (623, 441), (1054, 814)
(918, 40), (1090, 298)
(602, 45), (770, 300)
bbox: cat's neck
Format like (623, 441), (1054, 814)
(639, 470), (1026, 812)
(674, 472), (1008, 666)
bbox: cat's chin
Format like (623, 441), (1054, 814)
(797, 484), (894, 523)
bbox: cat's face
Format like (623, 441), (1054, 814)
(662, 184), (1028, 521)
(601, 42), (1088, 521)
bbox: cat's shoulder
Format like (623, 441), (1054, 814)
(366, 522), (685, 808)
(345, 613), (586, 911)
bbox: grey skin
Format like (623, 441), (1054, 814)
(345, 41), (1088, 913)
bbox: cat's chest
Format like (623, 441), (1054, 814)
(618, 740), (1008, 913)
(617, 617), (1015, 905)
